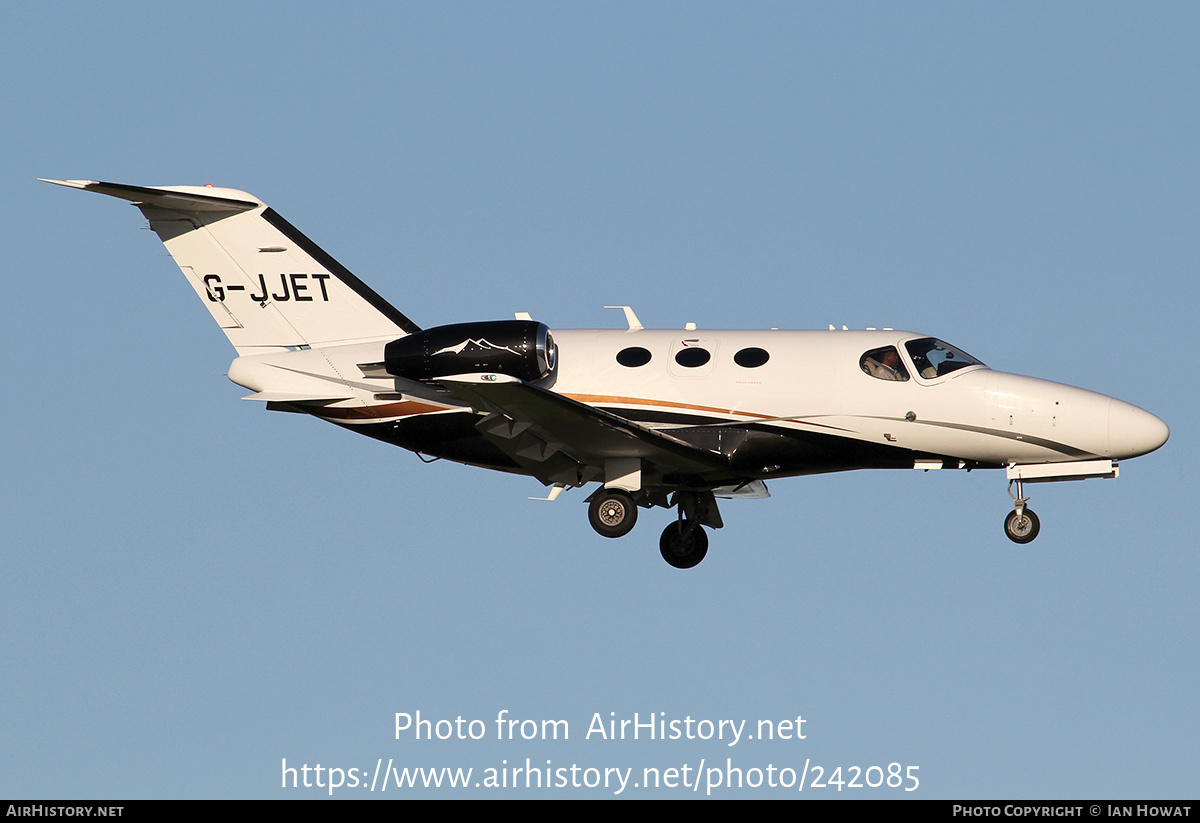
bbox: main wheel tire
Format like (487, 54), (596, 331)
(659, 521), (709, 569)
(1004, 508), (1041, 544)
(588, 490), (638, 538)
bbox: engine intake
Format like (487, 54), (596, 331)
(383, 320), (557, 382)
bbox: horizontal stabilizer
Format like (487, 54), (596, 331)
(241, 390), (355, 403)
(39, 179), (261, 211)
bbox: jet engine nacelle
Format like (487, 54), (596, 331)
(383, 320), (557, 382)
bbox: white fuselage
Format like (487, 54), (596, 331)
(227, 327), (1169, 479)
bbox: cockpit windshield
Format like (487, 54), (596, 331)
(904, 338), (985, 379)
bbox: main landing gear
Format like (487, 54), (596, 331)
(659, 519), (708, 569)
(1004, 478), (1040, 544)
(585, 487), (717, 568)
(587, 489), (638, 538)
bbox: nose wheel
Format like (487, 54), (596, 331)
(1004, 508), (1040, 543)
(1004, 478), (1041, 544)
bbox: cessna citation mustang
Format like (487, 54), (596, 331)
(45, 179), (1169, 569)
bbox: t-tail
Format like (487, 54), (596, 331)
(42, 180), (419, 354)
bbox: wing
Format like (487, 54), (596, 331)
(435, 373), (730, 488)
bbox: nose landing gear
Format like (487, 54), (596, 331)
(1004, 478), (1040, 544)
(1004, 507), (1040, 543)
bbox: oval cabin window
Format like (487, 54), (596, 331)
(734, 347), (769, 368)
(674, 347), (712, 368)
(616, 347), (652, 367)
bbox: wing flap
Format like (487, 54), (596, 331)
(435, 374), (729, 480)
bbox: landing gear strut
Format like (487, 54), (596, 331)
(587, 489), (638, 538)
(1004, 478), (1040, 544)
(658, 491), (718, 568)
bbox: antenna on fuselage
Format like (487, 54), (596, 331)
(604, 306), (644, 331)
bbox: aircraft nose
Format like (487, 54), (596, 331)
(1108, 399), (1169, 459)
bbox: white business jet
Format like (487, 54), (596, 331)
(44, 180), (1169, 568)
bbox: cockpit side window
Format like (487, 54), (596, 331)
(904, 338), (985, 379)
(860, 346), (909, 381)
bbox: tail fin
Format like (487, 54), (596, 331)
(43, 179), (420, 353)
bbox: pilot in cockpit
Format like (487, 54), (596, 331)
(861, 347), (909, 382)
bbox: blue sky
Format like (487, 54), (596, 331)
(3, 2), (1197, 798)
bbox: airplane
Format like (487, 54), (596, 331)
(43, 179), (1170, 569)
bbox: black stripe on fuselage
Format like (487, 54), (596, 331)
(614, 407), (1092, 461)
(669, 422), (936, 475)
(868, 417), (1095, 459)
(260, 207), (422, 334)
